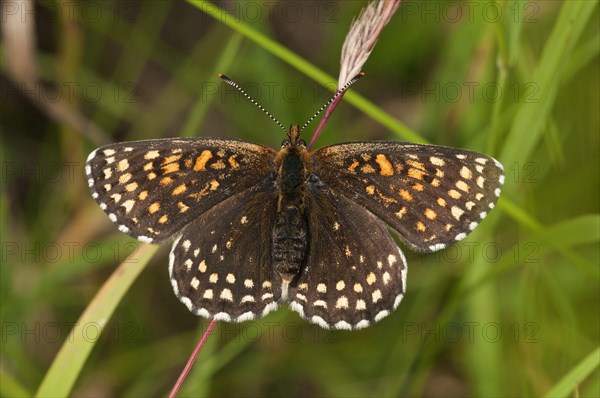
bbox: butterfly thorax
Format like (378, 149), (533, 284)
(272, 125), (310, 282)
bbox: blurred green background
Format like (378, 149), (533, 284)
(1, 0), (598, 397)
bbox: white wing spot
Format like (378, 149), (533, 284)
(241, 295), (255, 303)
(372, 289), (383, 303)
(314, 300), (327, 308)
(311, 316), (330, 329)
(262, 292), (274, 300)
(356, 299), (366, 310)
(226, 273), (235, 284)
(334, 321), (352, 330)
(121, 199), (135, 213)
(455, 232), (467, 241)
(110, 193), (122, 203)
(388, 254), (397, 266)
(375, 310), (390, 322)
(429, 156), (445, 166)
(383, 271), (391, 285)
(477, 176), (485, 188)
(198, 260), (207, 273)
(220, 288), (233, 302)
(117, 158), (129, 172)
(317, 283), (327, 293)
(366, 272), (376, 285)
(184, 259), (193, 270)
(144, 150), (159, 160)
(209, 273), (218, 283)
(336, 296), (349, 309)
(244, 279), (254, 288)
(182, 240), (191, 251)
(190, 277), (200, 290)
(451, 206), (464, 220)
(336, 280), (345, 291)
(296, 293), (307, 302)
(429, 243), (446, 251)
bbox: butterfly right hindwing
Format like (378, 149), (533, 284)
(288, 185), (407, 330)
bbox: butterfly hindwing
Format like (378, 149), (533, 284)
(312, 142), (504, 252)
(169, 185), (282, 322)
(288, 186), (407, 330)
(85, 138), (275, 243)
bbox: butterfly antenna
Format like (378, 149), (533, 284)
(304, 72), (364, 150)
(300, 73), (364, 133)
(219, 74), (287, 133)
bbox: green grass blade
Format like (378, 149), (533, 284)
(35, 244), (158, 397)
(499, 1), (597, 177)
(0, 366), (32, 397)
(186, 0), (423, 143)
(181, 33), (244, 137)
(544, 347), (600, 398)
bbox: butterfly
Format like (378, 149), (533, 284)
(85, 122), (504, 330)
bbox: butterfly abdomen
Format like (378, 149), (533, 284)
(272, 206), (308, 280)
(272, 144), (310, 281)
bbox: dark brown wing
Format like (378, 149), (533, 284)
(312, 142), (504, 252)
(287, 186), (407, 330)
(169, 185), (283, 322)
(85, 138), (275, 243)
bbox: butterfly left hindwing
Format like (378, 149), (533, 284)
(169, 184), (282, 322)
(85, 138), (275, 243)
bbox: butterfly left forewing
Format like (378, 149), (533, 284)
(312, 142), (504, 252)
(86, 138), (275, 243)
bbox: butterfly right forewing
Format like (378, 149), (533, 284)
(312, 142), (504, 252)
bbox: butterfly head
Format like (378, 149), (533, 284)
(281, 125), (306, 149)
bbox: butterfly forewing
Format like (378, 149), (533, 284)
(85, 138), (275, 243)
(169, 186), (281, 322)
(289, 188), (407, 330)
(312, 142), (504, 252)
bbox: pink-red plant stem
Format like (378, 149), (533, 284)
(169, 320), (218, 398)
(306, 92), (346, 151)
